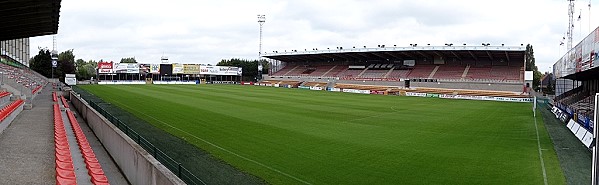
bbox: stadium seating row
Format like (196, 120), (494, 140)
(31, 85), (42, 94)
(272, 64), (522, 83)
(54, 103), (77, 185)
(53, 92), (58, 102)
(61, 96), (69, 109)
(66, 110), (110, 185)
(0, 63), (47, 93)
(0, 99), (23, 122)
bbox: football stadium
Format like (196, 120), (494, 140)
(0, 1), (598, 185)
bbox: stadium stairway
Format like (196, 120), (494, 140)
(0, 84), (128, 184)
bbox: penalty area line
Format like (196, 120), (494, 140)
(109, 99), (313, 185)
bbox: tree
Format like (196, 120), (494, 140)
(525, 44), (537, 71)
(75, 59), (97, 80)
(29, 48), (52, 78)
(217, 58), (270, 81)
(120, 57), (137, 63)
(57, 49), (76, 81)
(525, 44), (543, 90)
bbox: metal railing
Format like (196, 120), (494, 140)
(72, 87), (206, 185)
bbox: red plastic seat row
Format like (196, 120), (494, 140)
(31, 85), (42, 94)
(53, 92), (58, 102)
(61, 96), (70, 108)
(66, 110), (109, 185)
(54, 104), (77, 185)
(0, 91), (10, 98)
(0, 99), (24, 122)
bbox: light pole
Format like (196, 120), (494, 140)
(257, 14), (265, 81)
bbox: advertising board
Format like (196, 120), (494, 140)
(150, 64), (160, 73)
(406, 92), (426, 97)
(98, 61), (113, 73)
(200, 66), (243, 76)
(183, 64), (201, 74)
(553, 26), (599, 78)
(172, 63), (184, 74)
(114, 63), (139, 73)
(342, 89), (370, 94)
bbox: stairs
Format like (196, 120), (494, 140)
(321, 65), (337, 77)
(283, 66), (299, 76)
(383, 68), (395, 78)
(428, 66), (439, 79)
(358, 68), (369, 77)
(461, 65), (470, 79)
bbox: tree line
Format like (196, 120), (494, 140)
(29, 48), (269, 82)
(217, 58), (269, 81)
(29, 48), (139, 81)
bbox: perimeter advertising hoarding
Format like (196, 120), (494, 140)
(172, 63), (184, 74)
(98, 61), (113, 73)
(200, 66), (242, 76)
(554, 26), (599, 78)
(139, 64), (150, 74)
(114, 63), (140, 73)
(183, 64), (201, 74)
(150, 64), (160, 73)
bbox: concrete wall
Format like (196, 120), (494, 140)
(69, 92), (185, 185)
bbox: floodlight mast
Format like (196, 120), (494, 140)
(567, 0), (575, 50)
(257, 14), (266, 81)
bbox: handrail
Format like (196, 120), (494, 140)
(71, 87), (206, 185)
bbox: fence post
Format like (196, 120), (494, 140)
(178, 163), (182, 177)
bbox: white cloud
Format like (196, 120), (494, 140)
(30, 0), (598, 72)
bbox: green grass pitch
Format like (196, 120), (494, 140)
(80, 85), (565, 185)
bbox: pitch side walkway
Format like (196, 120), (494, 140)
(0, 85), (128, 184)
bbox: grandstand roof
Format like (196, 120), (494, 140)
(0, 0), (61, 41)
(262, 45), (526, 64)
(563, 67), (599, 81)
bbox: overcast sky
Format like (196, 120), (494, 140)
(30, 0), (599, 73)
